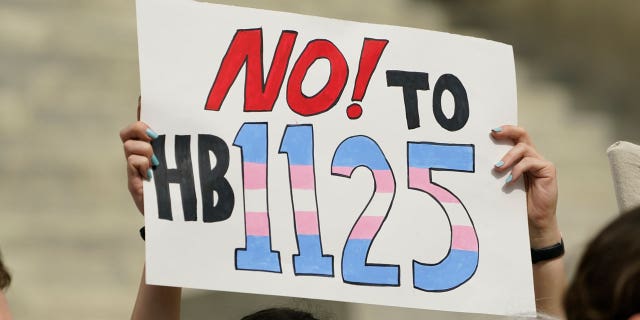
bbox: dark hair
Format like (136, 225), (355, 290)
(241, 308), (318, 320)
(564, 206), (640, 320)
(0, 250), (10, 290)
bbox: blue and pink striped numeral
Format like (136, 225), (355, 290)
(233, 123), (281, 273)
(408, 142), (477, 292)
(332, 136), (400, 286)
(279, 125), (334, 276)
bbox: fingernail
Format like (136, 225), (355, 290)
(146, 128), (159, 140)
(505, 174), (513, 184)
(495, 160), (505, 168)
(492, 127), (503, 132)
(151, 154), (160, 167)
(146, 168), (153, 181)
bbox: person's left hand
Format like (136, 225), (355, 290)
(491, 125), (560, 248)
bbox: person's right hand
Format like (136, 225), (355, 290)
(119, 121), (159, 215)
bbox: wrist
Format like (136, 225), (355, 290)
(529, 217), (562, 249)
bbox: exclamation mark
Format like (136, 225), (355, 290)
(347, 38), (389, 119)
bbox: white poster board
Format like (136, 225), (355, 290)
(136, 0), (535, 316)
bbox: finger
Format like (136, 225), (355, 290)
(491, 125), (533, 146)
(494, 142), (541, 172)
(123, 139), (154, 160)
(505, 157), (555, 184)
(127, 154), (152, 181)
(119, 121), (159, 143)
(124, 140), (160, 167)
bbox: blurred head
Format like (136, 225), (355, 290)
(564, 206), (640, 320)
(0, 252), (11, 320)
(241, 308), (318, 320)
(0, 251), (10, 291)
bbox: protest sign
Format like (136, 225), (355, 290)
(137, 0), (535, 315)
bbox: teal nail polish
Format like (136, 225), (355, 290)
(146, 128), (159, 140)
(495, 160), (504, 168)
(146, 168), (153, 181)
(151, 154), (160, 167)
(505, 174), (513, 184)
(492, 127), (503, 132)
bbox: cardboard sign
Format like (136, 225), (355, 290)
(137, 0), (535, 315)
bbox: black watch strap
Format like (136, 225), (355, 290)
(531, 238), (564, 264)
(139, 226), (145, 241)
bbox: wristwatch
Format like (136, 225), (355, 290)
(531, 238), (564, 264)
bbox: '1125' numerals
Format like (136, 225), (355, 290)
(151, 123), (478, 292)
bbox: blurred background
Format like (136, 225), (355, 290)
(0, 0), (636, 318)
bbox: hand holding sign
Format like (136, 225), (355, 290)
(491, 126), (560, 249)
(120, 119), (156, 215)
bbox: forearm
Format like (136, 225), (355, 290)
(533, 257), (565, 318)
(131, 265), (182, 320)
(530, 220), (566, 318)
